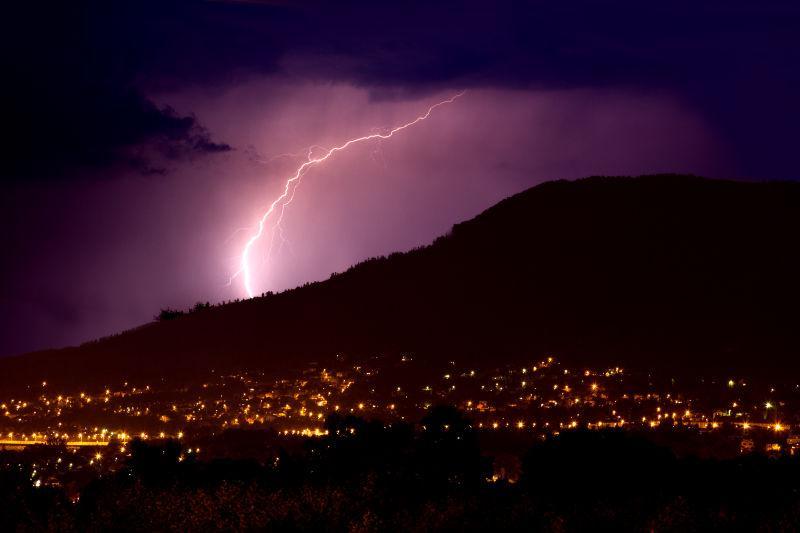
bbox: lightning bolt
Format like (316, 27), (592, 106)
(231, 91), (465, 298)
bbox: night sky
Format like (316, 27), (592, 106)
(2, 0), (798, 356)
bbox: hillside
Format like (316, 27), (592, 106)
(2, 174), (799, 390)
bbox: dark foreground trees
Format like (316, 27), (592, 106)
(5, 411), (800, 531)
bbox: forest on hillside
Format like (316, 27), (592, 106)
(1, 175), (798, 390)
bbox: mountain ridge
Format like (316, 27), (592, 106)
(3, 174), (798, 391)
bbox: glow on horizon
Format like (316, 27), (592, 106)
(229, 91), (465, 298)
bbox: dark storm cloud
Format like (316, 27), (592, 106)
(0, 1), (234, 183)
(298, 0), (787, 180)
(275, 0), (800, 179)
(5, 0), (797, 181)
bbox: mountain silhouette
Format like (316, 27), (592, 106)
(2, 174), (798, 390)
